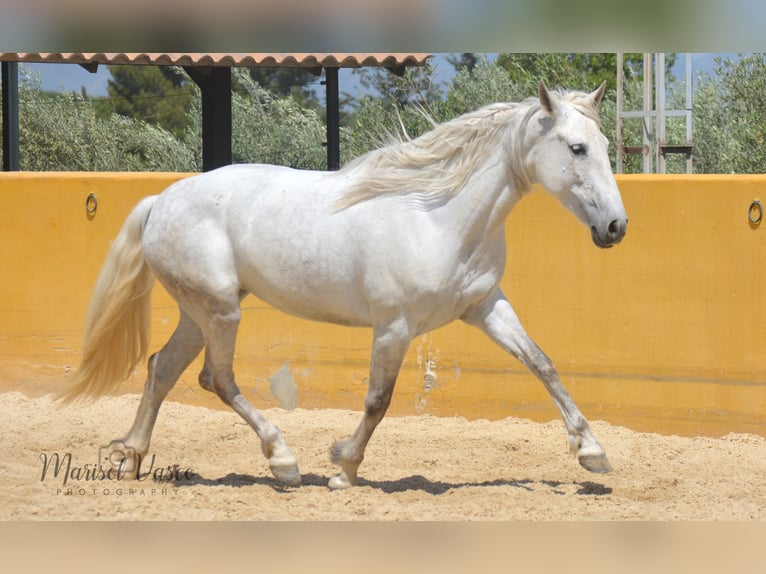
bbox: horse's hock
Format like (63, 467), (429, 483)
(1, 172), (765, 438)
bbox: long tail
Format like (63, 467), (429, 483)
(59, 196), (158, 402)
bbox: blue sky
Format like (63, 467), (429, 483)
(21, 53), (733, 101)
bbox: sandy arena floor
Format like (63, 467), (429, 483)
(1, 390), (764, 520)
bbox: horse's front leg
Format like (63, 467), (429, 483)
(328, 318), (412, 489)
(463, 290), (611, 473)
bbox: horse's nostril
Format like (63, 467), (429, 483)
(608, 219), (620, 235)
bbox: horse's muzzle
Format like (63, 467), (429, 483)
(591, 218), (627, 248)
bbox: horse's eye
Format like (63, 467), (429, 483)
(569, 143), (587, 156)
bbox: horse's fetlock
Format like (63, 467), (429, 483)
(259, 428), (284, 458)
(571, 413), (590, 434)
(330, 440), (363, 466)
(568, 434), (581, 456)
(329, 440), (346, 465)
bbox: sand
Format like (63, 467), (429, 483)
(1, 390), (764, 520)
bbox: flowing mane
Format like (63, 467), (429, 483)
(335, 89), (602, 210)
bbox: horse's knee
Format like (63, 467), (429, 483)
(364, 386), (393, 418)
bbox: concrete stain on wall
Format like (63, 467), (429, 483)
(415, 334), (440, 414)
(268, 362), (298, 410)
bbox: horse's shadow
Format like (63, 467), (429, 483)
(173, 471), (612, 496)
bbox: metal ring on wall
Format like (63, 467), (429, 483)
(749, 199), (762, 226)
(85, 193), (98, 218)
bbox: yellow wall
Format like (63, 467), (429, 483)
(1, 172), (765, 437)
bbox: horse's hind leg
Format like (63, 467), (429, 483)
(195, 300), (301, 487)
(197, 351), (216, 393)
(197, 292), (249, 394)
(328, 319), (412, 490)
(463, 290), (611, 473)
(102, 310), (204, 476)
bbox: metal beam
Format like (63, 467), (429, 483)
(324, 67), (340, 170)
(185, 66), (232, 172)
(616, 53), (623, 173)
(2, 61), (20, 171)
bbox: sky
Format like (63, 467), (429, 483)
(20, 53), (734, 102)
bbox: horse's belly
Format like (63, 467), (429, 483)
(247, 290), (372, 328)
(408, 261), (504, 335)
(238, 267), (373, 328)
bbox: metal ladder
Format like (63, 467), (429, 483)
(616, 53), (693, 174)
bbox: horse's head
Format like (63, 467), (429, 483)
(527, 81), (627, 248)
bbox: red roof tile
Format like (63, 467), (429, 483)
(0, 53), (432, 68)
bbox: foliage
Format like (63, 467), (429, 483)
(15, 74), (195, 171)
(443, 58), (528, 116)
(349, 60), (442, 110)
(232, 69), (326, 169)
(692, 54), (766, 174)
(98, 65), (195, 140)
(244, 68), (321, 112)
(691, 79), (746, 174)
(184, 68), (327, 169)
(5, 54), (766, 174)
(495, 53), (656, 93)
(340, 62), (449, 164)
(446, 53), (480, 74)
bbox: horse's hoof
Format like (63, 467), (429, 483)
(101, 440), (139, 479)
(328, 473), (354, 490)
(270, 463), (302, 487)
(263, 438), (301, 486)
(578, 452), (613, 473)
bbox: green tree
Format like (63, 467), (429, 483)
(349, 61), (441, 109)
(496, 53), (670, 92)
(101, 65), (194, 140)
(245, 68), (321, 111)
(340, 61), (447, 163)
(692, 54), (766, 174)
(443, 58), (523, 115)
(447, 53), (480, 73)
(17, 74), (195, 171)
(185, 68), (326, 169)
(12, 53), (766, 175)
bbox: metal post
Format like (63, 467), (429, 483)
(656, 53), (667, 174)
(642, 53), (653, 174)
(185, 66), (232, 172)
(616, 53), (624, 174)
(685, 53), (693, 173)
(2, 61), (20, 171)
(324, 67), (340, 171)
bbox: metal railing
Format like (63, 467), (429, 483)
(616, 53), (693, 174)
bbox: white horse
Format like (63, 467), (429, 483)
(62, 81), (627, 489)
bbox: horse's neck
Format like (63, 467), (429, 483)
(442, 156), (527, 242)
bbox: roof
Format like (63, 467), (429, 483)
(0, 53), (432, 69)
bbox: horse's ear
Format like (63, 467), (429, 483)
(538, 80), (556, 115)
(590, 81), (607, 107)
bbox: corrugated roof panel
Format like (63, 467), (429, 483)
(0, 53), (432, 68)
